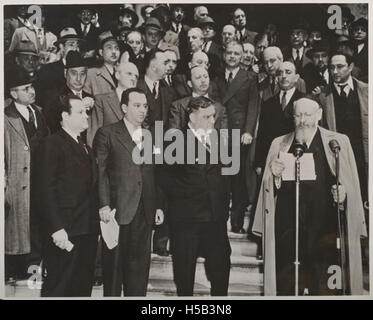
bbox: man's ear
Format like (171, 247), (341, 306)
(98, 49), (103, 57)
(9, 90), (17, 101)
(348, 62), (355, 73)
(294, 73), (300, 82)
(188, 62), (192, 69)
(121, 103), (127, 114)
(187, 80), (192, 88)
(316, 107), (323, 123)
(64, 69), (67, 79)
(189, 111), (196, 124)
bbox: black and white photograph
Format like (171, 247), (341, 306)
(1, 1), (370, 299)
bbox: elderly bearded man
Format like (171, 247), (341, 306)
(253, 97), (367, 296)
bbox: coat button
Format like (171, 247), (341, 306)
(265, 209), (269, 214)
(24, 146), (29, 151)
(24, 167), (28, 172)
(265, 188), (269, 193)
(22, 186), (27, 190)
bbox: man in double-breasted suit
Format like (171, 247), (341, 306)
(5, 66), (49, 282)
(40, 93), (99, 297)
(214, 41), (259, 234)
(87, 62), (138, 146)
(93, 88), (164, 296)
(163, 96), (231, 296)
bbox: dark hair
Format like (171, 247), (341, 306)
(143, 48), (164, 71)
(140, 5), (154, 19)
(58, 93), (81, 122)
(331, 47), (354, 65)
(121, 87), (146, 105)
(187, 96), (214, 120)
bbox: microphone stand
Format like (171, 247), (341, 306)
(293, 143), (306, 296)
(334, 147), (349, 295)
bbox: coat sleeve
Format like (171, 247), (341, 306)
(168, 101), (183, 130)
(244, 73), (260, 136)
(40, 138), (66, 235)
(92, 127), (111, 208)
(87, 96), (104, 147)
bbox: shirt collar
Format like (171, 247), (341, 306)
(225, 67), (240, 80)
(334, 76), (354, 92)
(192, 92), (209, 98)
(279, 87), (296, 103)
(304, 127), (318, 149)
(292, 46), (304, 55)
(144, 75), (158, 92)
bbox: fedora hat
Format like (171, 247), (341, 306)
(197, 16), (217, 30)
(306, 39), (331, 58)
(54, 27), (82, 46)
(64, 51), (88, 69)
(97, 30), (118, 49)
(12, 40), (38, 56)
(6, 66), (34, 91)
(119, 6), (139, 27)
(144, 17), (165, 34)
(350, 17), (368, 30)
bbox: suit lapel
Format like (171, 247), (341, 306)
(5, 103), (30, 147)
(108, 92), (123, 120)
(222, 69), (248, 105)
(115, 121), (137, 155)
(324, 88), (337, 131)
(98, 66), (115, 89)
(59, 130), (89, 164)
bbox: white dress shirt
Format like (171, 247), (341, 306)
(15, 102), (38, 128)
(357, 43), (365, 54)
(203, 40), (212, 53)
(225, 67), (240, 82)
(292, 46), (304, 60)
(192, 92), (209, 98)
(144, 75), (159, 97)
(81, 23), (91, 34)
(334, 76), (354, 96)
(188, 122), (211, 152)
(123, 116), (143, 150)
(279, 87), (296, 108)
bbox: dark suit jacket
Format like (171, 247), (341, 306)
(282, 46), (312, 77)
(87, 90), (123, 147)
(353, 42), (368, 83)
(162, 130), (230, 222)
(35, 60), (65, 105)
(93, 120), (158, 226)
(254, 89), (305, 168)
(236, 28), (257, 44)
(169, 95), (228, 130)
(137, 78), (177, 130)
(42, 85), (92, 134)
(303, 63), (331, 93)
(40, 129), (99, 237)
(73, 22), (101, 52)
(214, 68), (259, 135)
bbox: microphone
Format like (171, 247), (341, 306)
(329, 139), (341, 153)
(293, 141), (307, 158)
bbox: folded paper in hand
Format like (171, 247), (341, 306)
(279, 152), (317, 181)
(100, 209), (119, 250)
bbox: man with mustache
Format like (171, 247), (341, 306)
(84, 31), (120, 96)
(253, 96), (367, 295)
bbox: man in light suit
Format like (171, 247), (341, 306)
(169, 66), (227, 131)
(93, 88), (164, 296)
(253, 97), (367, 295)
(40, 94), (99, 297)
(5, 66), (49, 282)
(318, 51), (368, 209)
(214, 41), (259, 234)
(87, 62), (139, 146)
(84, 31), (120, 96)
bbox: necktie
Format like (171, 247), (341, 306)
(338, 84), (348, 98)
(295, 49), (300, 62)
(152, 82), (158, 98)
(203, 134), (211, 152)
(27, 106), (37, 130)
(83, 24), (89, 36)
(270, 77), (276, 94)
(167, 75), (172, 86)
(77, 136), (88, 154)
(227, 72), (233, 84)
(281, 91), (287, 110)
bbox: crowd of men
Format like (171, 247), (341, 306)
(4, 4), (369, 296)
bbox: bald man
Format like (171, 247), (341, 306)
(87, 62), (139, 146)
(253, 97), (366, 295)
(222, 25), (237, 49)
(193, 6), (209, 24)
(255, 61), (305, 172)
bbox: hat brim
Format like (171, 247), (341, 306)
(98, 36), (119, 49)
(199, 22), (217, 30)
(54, 36), (84, 47)
(120, 9), (139, 27)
